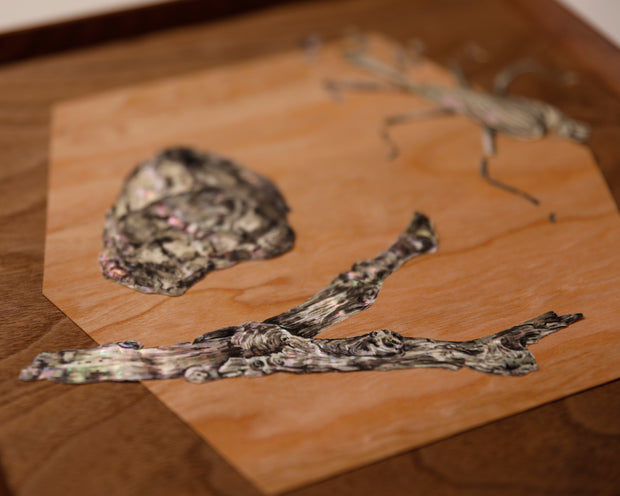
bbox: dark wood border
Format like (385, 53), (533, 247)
(1, 1), (618, 495)
(514, 0), (620, 94)
(0, 0), (304, 65)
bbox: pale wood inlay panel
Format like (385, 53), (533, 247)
(44, 36), (620, 494)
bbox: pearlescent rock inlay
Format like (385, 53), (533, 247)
(98, 147), (295, 296)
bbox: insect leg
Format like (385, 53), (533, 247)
(323, 79), (398, 102)
(394, 38), (427, 71)
(445, 42), (487, 88)
(343, 26), (369, 54)
(482, 125), (497, 155)
(381, 108), (453, 159)
(479, 126), (540, 205)
(493, 59), (577, 96)
(447, 60), (471, 88)
(301, 33), (322, 63)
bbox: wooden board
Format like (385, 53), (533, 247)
(43, 35), (620, 494)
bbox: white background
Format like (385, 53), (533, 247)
(0, 0), (168, 32)
(0, 0), (618, 48)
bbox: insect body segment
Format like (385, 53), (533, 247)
(329, 43), (589, 206)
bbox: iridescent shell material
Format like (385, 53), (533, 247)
(99, 147), (295, 296)
(20, 211), (584, 384)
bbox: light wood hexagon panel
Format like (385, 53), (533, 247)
(43, 36), (620, 494)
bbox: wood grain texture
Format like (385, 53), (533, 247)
(0, 0), (304, 66)
(38, 34), (620, 493)
(2, 1), (619, 495)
